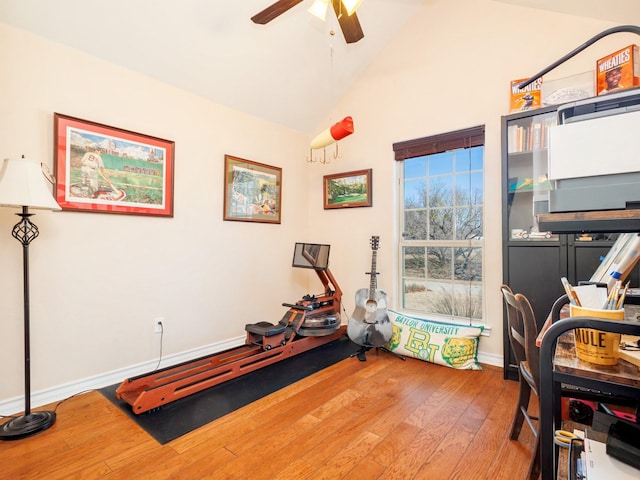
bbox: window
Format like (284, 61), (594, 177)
(394, 126), (485, 322)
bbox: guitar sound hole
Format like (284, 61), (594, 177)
(365, 300), (378, 312)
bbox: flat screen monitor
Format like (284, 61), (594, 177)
(292, 243), (330, 270)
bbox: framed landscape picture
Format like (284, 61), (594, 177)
(54, 113), (175, 217)
(223, 155), (282, 224)
(323, 169), (372, 209)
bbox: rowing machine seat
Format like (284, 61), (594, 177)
(245, 321), (286, 337)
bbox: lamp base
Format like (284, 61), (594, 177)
(0, 411), (56, 440)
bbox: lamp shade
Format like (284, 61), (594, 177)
(343, 0), (363, 15)
(308, 0), (329, 21)
(0, 156), (61, 210)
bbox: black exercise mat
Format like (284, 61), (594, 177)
(99, 336), (359, 444)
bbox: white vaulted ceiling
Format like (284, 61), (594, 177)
(0, 0), (424, 132)
(1, 0), (639, 133)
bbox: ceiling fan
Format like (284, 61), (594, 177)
(251, 0), (365, 44)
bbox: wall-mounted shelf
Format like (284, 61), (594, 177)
(538, 209), (640, 233)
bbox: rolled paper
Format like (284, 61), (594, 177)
(605, 233), (640, 289)
(310, 116), (354, 149)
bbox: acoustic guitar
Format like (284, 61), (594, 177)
(347, 236), (392, 348)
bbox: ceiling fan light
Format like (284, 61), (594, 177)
(308, 0), (329, 21)
(343, 0), (363, 16)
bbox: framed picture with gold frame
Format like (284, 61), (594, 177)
(323, 168), (372, 209)
(223, 155), (282, 224)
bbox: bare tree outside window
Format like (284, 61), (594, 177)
(399, 143), (484, 321)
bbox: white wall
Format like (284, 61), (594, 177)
(306, 0), (639, 362)
(1, 0), (638, 412)
(0, 23), (315, 411)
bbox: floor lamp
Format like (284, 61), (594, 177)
(0, 156), (60, 440)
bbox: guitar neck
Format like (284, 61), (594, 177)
(369, 250), (378, 300)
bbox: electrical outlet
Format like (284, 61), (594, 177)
(153, 317), (164, 334)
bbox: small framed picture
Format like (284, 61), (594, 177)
(54, 113), (175, 217)
(323, 169), (372, 210)
(223, 155), (282, 224)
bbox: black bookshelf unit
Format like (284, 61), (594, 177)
(500, 106), (639, 380)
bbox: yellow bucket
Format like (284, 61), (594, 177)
(570, 305), (623, 366)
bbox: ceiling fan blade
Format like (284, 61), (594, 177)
(251, 0), (305, 24)
(331, 0), (364, 44)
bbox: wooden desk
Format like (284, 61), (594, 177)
(554, 331), (640, 389)
(536, 305), (569, 347)
(538, 317), (640, 480)
(538, 209), (640, 233)
(537, 297), (640, 365)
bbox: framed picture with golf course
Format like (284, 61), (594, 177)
(53, 113), (175, 217)
(323, 168), (372, 210)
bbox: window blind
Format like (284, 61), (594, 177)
(392, 125), (485, 161)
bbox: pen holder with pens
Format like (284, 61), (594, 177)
(570, 305), (624, 365)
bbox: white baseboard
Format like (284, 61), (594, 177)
(0, 335), (245, 417)
(478, 351), (503, 368)
(1, 337), (506, 416)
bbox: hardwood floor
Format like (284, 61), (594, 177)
(0, 352), (536, 479)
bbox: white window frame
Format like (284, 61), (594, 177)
(393, 126), (485, 325)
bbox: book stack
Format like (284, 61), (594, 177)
(590, 233), (640, 289)
(506, 116), (556, 153)
(596, 44), (640, 96)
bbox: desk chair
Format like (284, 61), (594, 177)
(503, 287), (639, 479)
(501, 285), (541, 480)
